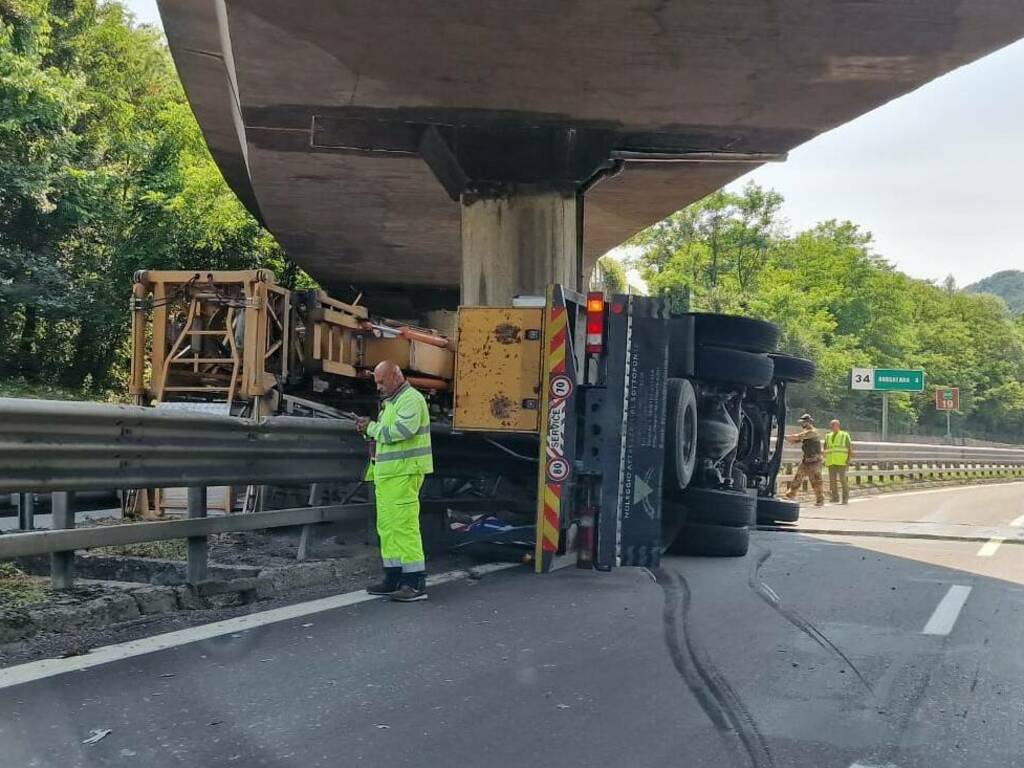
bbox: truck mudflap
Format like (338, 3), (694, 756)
(596, 295), (671, 569)
(534, 285), (579, 573)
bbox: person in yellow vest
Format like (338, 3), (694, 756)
(824, 418), (854, 505)
(356, 361), (433, 602)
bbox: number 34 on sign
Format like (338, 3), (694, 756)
(851, 368), (873, 390)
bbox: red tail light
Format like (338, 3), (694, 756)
(586, 292), (605, 353)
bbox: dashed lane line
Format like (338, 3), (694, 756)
(977, 537), (1005, 557)
(922, 584), (973, 636)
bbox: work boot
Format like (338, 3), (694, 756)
(391, 572), (428, 602)
(366, 567), (402, 596)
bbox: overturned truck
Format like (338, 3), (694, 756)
(129, 270), (814, 570)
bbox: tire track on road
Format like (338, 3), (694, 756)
(655, 567), (774, 768)
(749, 547), (874, 696)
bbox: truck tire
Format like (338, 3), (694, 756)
(666, 521), (750, 557)
(667, 316), (696, 378)
(695, 345), (774, 387)
(678, 486), (756, 527)
(756, 496), (800, 524)
(691, 313), (780, 353)
(769, 353), (816, 383)
(665, 378), (698, 491)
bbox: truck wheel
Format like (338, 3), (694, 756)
(756, 496), (800, 524)
(769, 353), (816, 383)
(667, 316), (696, 378)
(691, 313), (780, 353)
(666, 521), (750, 557)
(665, 378), (698, 491)
(695, 345), (774, 387)
(678, 486), (756, 527)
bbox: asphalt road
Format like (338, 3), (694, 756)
(3, 483), (1024, 768)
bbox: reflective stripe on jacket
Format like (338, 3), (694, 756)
(824, 430), (851, 467)
(366, 383), (433, 478)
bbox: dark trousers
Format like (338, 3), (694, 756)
(828, 465), (849, 504)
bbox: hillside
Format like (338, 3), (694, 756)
(965, 270), (1024, 314)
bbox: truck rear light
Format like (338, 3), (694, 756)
(586, 292), (605, 353)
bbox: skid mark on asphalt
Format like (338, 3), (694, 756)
(655, 567), (774, 768)
(749, 548), (874, 695)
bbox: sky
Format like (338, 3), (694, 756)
(127, 0), (1021, 285)
(730, 38), (1024, 287)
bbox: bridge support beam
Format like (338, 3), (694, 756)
(460, 189), (580, 306)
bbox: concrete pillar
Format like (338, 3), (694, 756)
(460, 190), (579, 306)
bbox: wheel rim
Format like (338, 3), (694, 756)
(682, 401), (696, 469)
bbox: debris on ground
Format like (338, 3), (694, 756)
(87, 517), (188, 560)
(0, 562), (48, 606)
(82, 729), (112, 745)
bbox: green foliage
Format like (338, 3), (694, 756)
(592, 255), (628, 295)
(0, 1), (311, 397)
(965, 270), (1024, 314)
(0, 562), (47, 606)
(630, 182), (1024, 440)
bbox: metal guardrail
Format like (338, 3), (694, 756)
(0, 397), (368, 492)
(0, 398), (379, 590)
(3, 398), (1024, 591)
(778, 439), (1024, 488)
(782, 463), (1024, 484)
(780, 439), (1024, 464)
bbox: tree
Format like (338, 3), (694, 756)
(591, 255), (628, 295)
(628, 182), (1024, 440)
(0, 1), (304, 394)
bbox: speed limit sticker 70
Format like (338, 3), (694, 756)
(550, 374), (573, 399)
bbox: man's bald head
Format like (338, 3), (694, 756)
(373, 360), (405, 397)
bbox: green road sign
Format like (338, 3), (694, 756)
(873, 368), (925, 392)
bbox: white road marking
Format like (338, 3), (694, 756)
(761, 584), (781, 603)
(848, 481), (1024, 504)
(977, 537), (1005, 557)
(922, 585), (973, 636)
(0, 562), (519, 691)
(1010, 514), (1024, 528)
(849, 762), (900, 768)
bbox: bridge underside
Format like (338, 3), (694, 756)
(159, 1), (1024, 312)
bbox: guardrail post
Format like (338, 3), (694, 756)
(297, 483), (323, 562)
(50, 491), (75, 590)
(187, 486), (208, 584)
(16, 492), (34, 531)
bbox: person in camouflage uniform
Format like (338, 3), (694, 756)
(784, 413), (825, 507)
